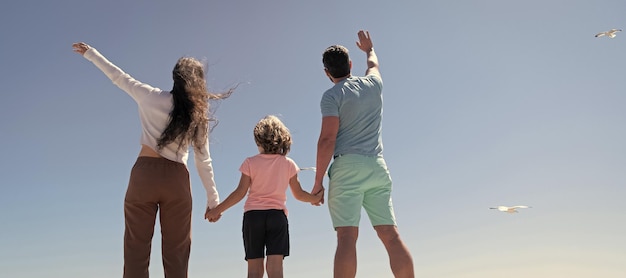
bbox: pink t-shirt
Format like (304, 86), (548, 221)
(240, 154), (299, 215)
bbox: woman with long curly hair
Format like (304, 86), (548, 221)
(73, 42), (232, 278)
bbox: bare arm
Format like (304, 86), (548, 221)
(356, 30), (380, 77)
(289, 174), (324, 203)
(311, 116), (339, 205)
(205, 173), (251, 222)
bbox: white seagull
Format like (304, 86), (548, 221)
(489, 205), (531, 213)
(595, 29), (622, 38)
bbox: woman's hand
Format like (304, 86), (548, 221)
(72, 42), (91, 55)
(204, 207), (222, 222)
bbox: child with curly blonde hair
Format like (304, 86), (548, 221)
(205, 115), (323, 278)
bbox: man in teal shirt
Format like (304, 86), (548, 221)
(312, 30), (415, 278)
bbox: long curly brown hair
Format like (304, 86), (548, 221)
(157, 57), (232, 153)
(254, 115), (292, 155)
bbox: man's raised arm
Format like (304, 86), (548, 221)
(356, 30), (380, 77)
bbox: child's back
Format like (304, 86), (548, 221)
(205, 115), (323, 278)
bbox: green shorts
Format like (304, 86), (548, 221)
(327, 154), (397, 228)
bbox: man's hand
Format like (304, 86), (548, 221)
(310, 183), (325, 206)
(356, 30), (380, 77)
(356, 30), (373, 52)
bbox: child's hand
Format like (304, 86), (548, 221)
(312, 188), (325, 206)
(310, 183), (325, 206)
(204, 207), (222, 223)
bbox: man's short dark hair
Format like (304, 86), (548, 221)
(323, 45), (350, 78)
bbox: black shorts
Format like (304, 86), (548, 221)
(242, 209), (290, 260)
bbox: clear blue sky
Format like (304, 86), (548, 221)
(1, 1), (625, 277)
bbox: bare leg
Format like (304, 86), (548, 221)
(247, 258), (265, 278)
(334, 226), (359, 278)
(374, 225), (414, 278)
(265, 255), (284, 278)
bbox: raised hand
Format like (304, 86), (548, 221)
(72, 42), (91, 55)
(356, 30), (373, 52)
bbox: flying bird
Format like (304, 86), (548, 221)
(489, 205), (531, 213)
(595, 29), (622, 38)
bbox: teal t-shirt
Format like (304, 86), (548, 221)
(320, 75), (384, 157)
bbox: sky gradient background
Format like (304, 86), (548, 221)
(1, 1), (625, 277)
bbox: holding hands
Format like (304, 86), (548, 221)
(206, 184), (324, 223)
(310, 184), (325, 206)
(205, 207), (222, 223)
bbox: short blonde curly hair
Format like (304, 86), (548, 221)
(254, 115), (292, 155)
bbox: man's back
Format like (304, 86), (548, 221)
(320, 75), (384, 157)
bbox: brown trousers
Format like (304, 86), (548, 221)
(123, 157), (192, 278)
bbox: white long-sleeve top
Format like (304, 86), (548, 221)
(83, 48), (219, 209)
